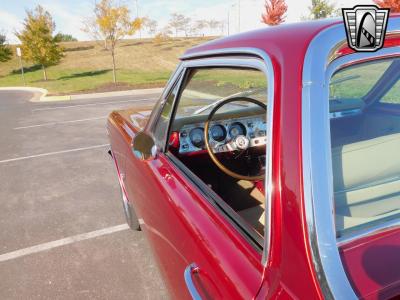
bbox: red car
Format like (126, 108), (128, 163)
(107, 17), (400, 299)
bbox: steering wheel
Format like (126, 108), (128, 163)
(204, 97), (267, 181)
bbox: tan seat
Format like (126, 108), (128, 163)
(236, 181), (265, 234)
(332, 133), (400, 233)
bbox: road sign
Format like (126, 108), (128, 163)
(16, 47), (25, 85)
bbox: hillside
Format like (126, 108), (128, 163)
(0, 37), (215, 95)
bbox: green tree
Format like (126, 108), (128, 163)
(54, 33), (78, 42)
(16, 5), (63, 81)
(0, 34), (12, 63)
(83, 0), (141, 83)
(308, 0), (336, 19)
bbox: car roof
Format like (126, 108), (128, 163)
(183, 18), (342, 60)
(183, 15), (400, 61)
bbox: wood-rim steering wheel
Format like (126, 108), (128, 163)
(204, 97), (267, 181)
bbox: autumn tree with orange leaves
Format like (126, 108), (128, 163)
(261, 0), (288, 26)
(374, 0), (400, 13)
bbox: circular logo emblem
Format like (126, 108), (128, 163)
(235, 135), (249, 150)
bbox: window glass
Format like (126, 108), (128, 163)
(330, 60), (390, 100)
(153, 77), (181, 147)
(329, 60), (391, 117)
(382, 79), (400, 104)
(329, 58), (400, 238)
(175, 67), (267, 118)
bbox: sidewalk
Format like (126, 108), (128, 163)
(0, 86), (164, 102)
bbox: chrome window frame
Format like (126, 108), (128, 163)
(151, 71), (186, 148)
(170, 48), (276, 264)
(302, 19), (400, 299)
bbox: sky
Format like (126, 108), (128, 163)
(0, 0), (374, 43)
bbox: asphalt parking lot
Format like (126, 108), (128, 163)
(0, 90), (168, 299)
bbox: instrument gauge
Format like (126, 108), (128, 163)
(229, 122), (246, 138)
(209, 124), (227, 142)
(189, 127), (205, 148)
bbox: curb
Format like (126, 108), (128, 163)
(70, 87), (163, 100)
(0, 87), (164, 102)
(0, 87), (48, 102)
(43, 95), (72, 102)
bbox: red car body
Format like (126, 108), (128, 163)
(107, 17), (400, 299)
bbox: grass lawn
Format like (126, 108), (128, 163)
(4, 37), (399, 101)
(0, 68), (172, 95)
(0, 37), (214, 95)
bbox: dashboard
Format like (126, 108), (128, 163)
(178, 115), (267, 154)
(329, 98), (364, 119)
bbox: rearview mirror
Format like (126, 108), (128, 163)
(131, 132), (157, 160)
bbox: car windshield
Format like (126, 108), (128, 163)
(330, 60), (392, 100)
(176, 67), (267, 118)
(190, 87), (267, 115)
(329, 59), (394, 115)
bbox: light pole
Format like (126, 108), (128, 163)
(16, 47), (25, 86)
(238, 0), (241, 33)
(135, 0), (142, 39)
(227, 10), (229, 35)
(229, 3), (237, 34)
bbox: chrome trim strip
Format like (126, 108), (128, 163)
(184, 263), (202, 300)
(158, 71), (187, 152)
(176, 47), (275, 264)
(302, 18), (400, 299)
(181, 47), (267, 60)
(160, 63), (184, 102)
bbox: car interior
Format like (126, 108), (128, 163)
(164, 66), (269, 243)
(329, 58), (400, 238)
(170, 107), (267, 235)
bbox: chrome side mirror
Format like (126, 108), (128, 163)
(131, 132), (158, 160)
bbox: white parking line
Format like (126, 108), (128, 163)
(0, 224), (129, 262)
(14, 116), (107, 130)
(0, 144), (109, 164)
(33, 98), (156, 111)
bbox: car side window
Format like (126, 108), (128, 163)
(329, 58), (400, 239)
(382, 78), (400, 104)
(153, 77), (181, 148)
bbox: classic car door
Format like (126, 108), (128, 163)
(124, 56), (274, 299)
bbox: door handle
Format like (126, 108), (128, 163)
(184, 263), (202, 300)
